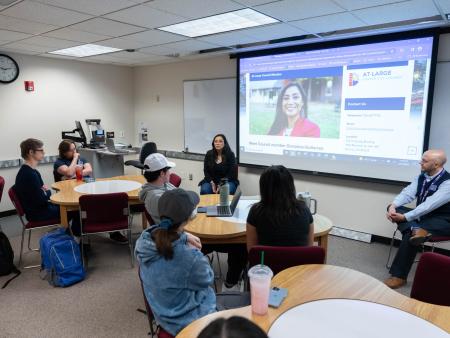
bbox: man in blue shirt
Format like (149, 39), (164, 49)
(385, 149), (450, 288)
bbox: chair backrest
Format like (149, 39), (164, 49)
(79, 193), (129, 231)
(8, 185), (25, 217)
(411, 252), (450, 306)
(0, 176), (5, 204)
(248, 245), (325, 275)
(169, 173), (182, 188)
(144, 209), (156, 226)
(139, 142), (157, 164)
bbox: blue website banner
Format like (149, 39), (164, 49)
(347, 61), (409, 70)
(250, 67), (343, 81)
(345, 97), (405, 110)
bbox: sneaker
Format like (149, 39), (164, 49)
(109, 231), (128, 244)
(221, 281), (242, 292)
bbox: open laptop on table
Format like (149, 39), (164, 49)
(105, 138), (131, 154)
(206, 188), (242, 217)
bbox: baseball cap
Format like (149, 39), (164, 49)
(158, 189), (200, 225)
(144, 153), (175, 172)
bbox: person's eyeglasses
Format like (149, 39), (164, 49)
(34, 149), (45, 153)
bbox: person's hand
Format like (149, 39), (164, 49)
(73, 152), (80, 162)
(211, 181), (217, 194)
(186, 232), (202, 250)
(390, 213), (406, 223)
(42, 185), (49, 191)
(386, 204), (397, 222)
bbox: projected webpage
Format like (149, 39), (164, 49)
(238, 37), (434, 182)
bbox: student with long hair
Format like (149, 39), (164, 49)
(198, 316), (268, 338)
(199, 134), (238, 195)
(268, 82), (320, 138)
(246, 165), (314, 251)
(53, 140), (92, 182)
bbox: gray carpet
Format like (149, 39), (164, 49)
(0, 215), (418, 338)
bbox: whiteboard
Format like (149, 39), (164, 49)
(183, 78), (236, 154)
(429, 61), (450, 171)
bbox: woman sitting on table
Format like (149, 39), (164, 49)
(246, 165), (314, 251)
(199, 134), (238, 195)
(15, 138), (60, 223)
(53, 140), (92, 182)
(136, 189), (249, 336)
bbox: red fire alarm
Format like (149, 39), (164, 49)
(24, 81), (34, 91)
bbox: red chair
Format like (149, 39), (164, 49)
(0, 176), (4, 232)
(79, 192), (133, 267)
(411, 252), (450, 306)
(248, 245), (325, 276)
(8, 185), (60, 268)
(138, 266), (175, 338)
(169, 173), (182, 187)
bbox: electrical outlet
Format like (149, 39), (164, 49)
(189, 173), (193, 180)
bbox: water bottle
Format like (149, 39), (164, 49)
(219, 178), (229, 206)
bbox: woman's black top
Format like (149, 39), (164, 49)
(201, 150), (238, 185)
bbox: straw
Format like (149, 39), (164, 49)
(261, 251), (265, 266)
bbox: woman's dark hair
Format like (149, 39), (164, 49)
(268, 82), (308, 135)
(207, 134), (233, 168)
(198, 316), (268, 338)
(20, 138), (43, 159)
(151, 217), (182, 260)
(143, 167), (170, 182)
(252, 165), (305, 226)
(58, 140), (75, 159)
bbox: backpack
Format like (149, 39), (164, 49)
(40, 228), (85, 287)
(0, 230), (21, 289)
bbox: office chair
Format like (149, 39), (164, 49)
(124, 142), (157, 173)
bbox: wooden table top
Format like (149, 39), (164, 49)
(50, 175), (146, 206)
(176, 264), (450, 337)
(185, 194), (332, 239)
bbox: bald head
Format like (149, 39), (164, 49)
(420, 149), (447, 175)
(423, 149), (447, 166)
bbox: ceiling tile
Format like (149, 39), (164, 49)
(34, 0), (138, 16)
(69, 18), (145, 37)
(146, 0), (243, 19)
(243, 23), (306, 40)
(120, 29), (186, 45)
(254, 0), (345, 21)
(0, 29), (32, 42)
(353, 0), (440, 25)
(83, 53), (133, 63)
(108, 50), (165, 60)
(332, 0), (405, 10)
(0, 46), (41, 55)
(43, 27), (111, 43)
(232, 0), (282, 5)
(290, 12), (365, 34)
(19, 35), (80, 48)
(1, 0), (93, 26)
(139, 44), (175, 55)
(96, 37), (150, 49)
(104, 4), (185, 29)
(161, 39), (222, 53)
(0, 14), (58, 34)
(199, 30), (260, 46)
(0, 41), (51, 53)
(435, 0), (450, 13)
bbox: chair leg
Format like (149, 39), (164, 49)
(385, 229), (398, 269)
(18, 227), (26, 267)
(128, 229), (134, 268)
(81, 235), (86, 268)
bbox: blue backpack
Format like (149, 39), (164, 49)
(40, 228), (85, 287)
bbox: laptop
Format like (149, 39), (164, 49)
(206, 188), (242, 217)
(105, 138), (130, 154)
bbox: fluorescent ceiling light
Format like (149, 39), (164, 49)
(158, 8), (278, 38)
(48, 44), (122, 57)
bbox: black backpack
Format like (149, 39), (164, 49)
(0, 230), (21, 289)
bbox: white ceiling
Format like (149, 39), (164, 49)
(0, 0), (449, 66)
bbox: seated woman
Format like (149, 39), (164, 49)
(136, 189), (249, 336)
(246, 165), (314, 251)
(15, 138), (60, 222)
(199, 134), (238, 195)
(268, 82), (320, 138)
(53, 140), (92, 182)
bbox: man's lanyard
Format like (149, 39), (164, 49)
(417, 169), (445, 204)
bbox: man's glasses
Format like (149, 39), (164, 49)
(34, 148), (45, 153)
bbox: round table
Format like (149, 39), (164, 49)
(50, 175), (145, 227)
(185, 195), (333, 258)
(176, 265), (450, 337)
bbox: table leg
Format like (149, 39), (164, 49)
(318, 235), (328, 263)
(59, 205), (69, 228)
(142, 212), (147, 230)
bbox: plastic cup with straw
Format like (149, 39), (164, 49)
(248, 250), (273, 315)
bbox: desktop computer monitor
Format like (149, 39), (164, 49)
(92, 129), (105, 143)
(75, 120), (87, 141)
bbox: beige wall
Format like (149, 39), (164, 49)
(133, 55), (406, 239)
(0, 53), (135, 211)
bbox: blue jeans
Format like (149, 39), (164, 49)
(200, 181), (238, 195)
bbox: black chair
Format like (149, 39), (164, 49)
(125, 142), (157, 172)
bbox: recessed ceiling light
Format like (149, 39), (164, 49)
(157, 8), (278, 38)
(48, 44), (122, 57)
